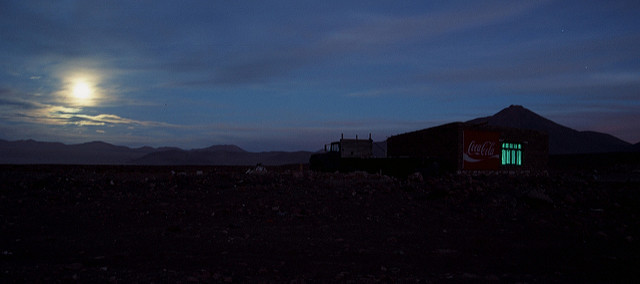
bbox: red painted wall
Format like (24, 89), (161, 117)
(463, 130), (500, 170)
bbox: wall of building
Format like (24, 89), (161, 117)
(498, 127), (549, 172)
(387, 123), (462, 172)
(387, 122), (548, 173)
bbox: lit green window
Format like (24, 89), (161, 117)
(501, 142), (522, 166)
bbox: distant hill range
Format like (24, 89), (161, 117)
(1, 105), (637, 164)
(130, 146), (312, 166)
(467, 105), (636, 154)
(0, 140), (312, 165)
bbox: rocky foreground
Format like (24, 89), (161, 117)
(1, 163), (639, 282)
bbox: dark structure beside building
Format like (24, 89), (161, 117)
(327, 134), (373, 159)
(387, 122), (548, 174)
(310, 134), (374, 173)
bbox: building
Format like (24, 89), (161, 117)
(387, 122), (548, 173)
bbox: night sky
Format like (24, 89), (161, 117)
(1, 1), (639, 151)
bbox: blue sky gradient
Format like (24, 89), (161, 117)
(1, 0), (639, 151)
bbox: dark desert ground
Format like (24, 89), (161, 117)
(2, 154), (639, 282)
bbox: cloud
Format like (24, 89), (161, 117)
(0, 86), (186, 147)
(154, 1), (549, 87)
(0, 86), (174, 129)
(423, 33), (640, 83)
(0, 89), (43, 110)
(414, 32), (640, 109)
(323, 1), (545, 48)
(70, 113), (174, 128)
(1, 0), (548, 89)
(177, 47), (317, 86)
(345, 85), (438, 98)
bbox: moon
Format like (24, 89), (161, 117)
(72, 81), (92, 100)
(61, 70), (102, 106)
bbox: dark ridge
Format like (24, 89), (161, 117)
(467, 105), (633, 154)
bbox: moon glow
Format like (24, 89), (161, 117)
(65, 75), (100, 106)
(72, 81), (92, 100)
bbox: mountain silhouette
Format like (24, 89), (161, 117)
(0, 139), (157, 164)
(467, 105), (634, 154)
(0, 139), (312, 165)
(131, 147), (310, 165)
(198, 144), (246, 153)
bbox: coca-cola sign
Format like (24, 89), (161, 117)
(463, 130), (500, 170)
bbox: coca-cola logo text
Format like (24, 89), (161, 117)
(467, 140), (496, 157)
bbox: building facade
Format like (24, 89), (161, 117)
(387, 122), (548, 173)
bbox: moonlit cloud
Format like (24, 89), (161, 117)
(324, 1), (545, 48)
(0, 85), (175, 144)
